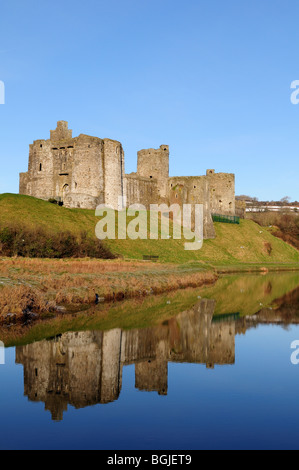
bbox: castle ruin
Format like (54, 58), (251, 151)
(19, 121), (236, 239)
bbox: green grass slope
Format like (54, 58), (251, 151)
(0, 193), (298, 265)
(0, 193), (97, 235)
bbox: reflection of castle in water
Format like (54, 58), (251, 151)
(16, 299), (236, 421)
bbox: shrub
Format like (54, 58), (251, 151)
(248, 212), (299, 250)
(0, 224), (116, 259)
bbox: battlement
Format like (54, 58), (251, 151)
(50, 121), (73, 141)
(138, 145), (169, 156)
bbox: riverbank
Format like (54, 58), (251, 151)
(1, 256), (299, 322)
(1, 270), (298, 349)
(0, 257), (218, 320)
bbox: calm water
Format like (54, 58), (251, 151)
(0, 272), (299, 450)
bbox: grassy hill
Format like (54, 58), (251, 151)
(0, 193), (298, 265)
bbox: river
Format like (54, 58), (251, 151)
(0, 271), (299, 450)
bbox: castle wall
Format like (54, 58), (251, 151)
(19, 172), (31, 195)
(51, 141), (74, 205)
(206, 170), (235, 216)
(19, 139), (55, 200)
(62, 135), (105, 209)
(103, 139), (125, 210)
(137, 145), (169, 200)
(168, 176), (216, 239)
(124, 173), (158, 209)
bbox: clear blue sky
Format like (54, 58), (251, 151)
(0, 0), (298, 201)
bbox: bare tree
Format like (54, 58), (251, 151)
(280, 196), (291, 205)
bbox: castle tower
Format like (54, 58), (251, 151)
(206, 169), (235, 216)
(137, 145), (169, 200)
(19, 121), (125, 210)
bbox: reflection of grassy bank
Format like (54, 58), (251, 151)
(1, 272), (299, 348)
(0, 287), (206, 347)
(0, 258), (216, 318)
(198, 272), (299, 316)
(214, 264), (299, 273)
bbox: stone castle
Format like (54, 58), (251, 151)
(19, 121), (236, 239)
